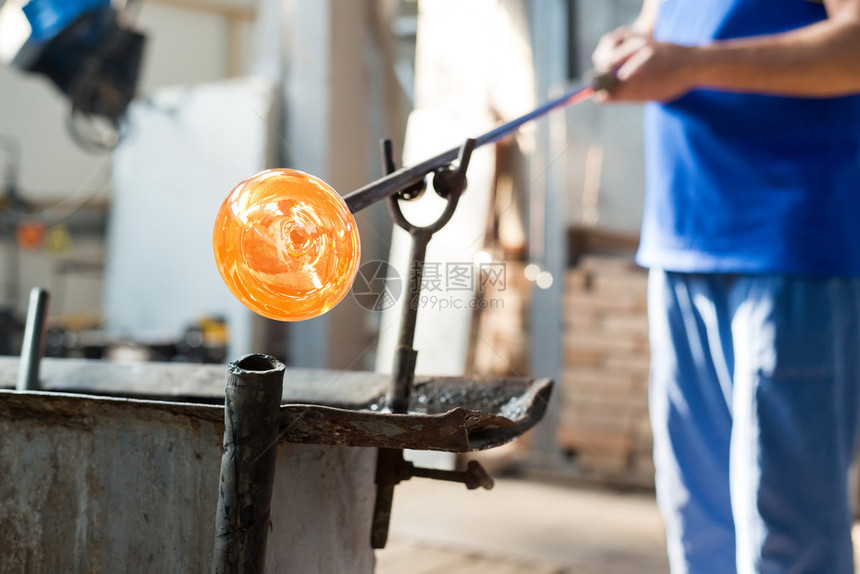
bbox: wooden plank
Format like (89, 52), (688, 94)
(600, 314), (649, 337)
(562, 388), (648, 413)
(565, 332), (648, 355)
(602, 354), (651, 378)
(495, 563), (566, 574)
(563, 369), (635, 390)
(568, 227), (639, 262)
(373, 540), (416, 563)
(558, 425), (632, 452)
(591, 273), (649, 295)
(559, 408), (635, 434)
(423, 554), (486, 573)
(577, 254), (639, 274)
(376, 543), (467, 574)
(565, 269), (591, 291)
(564, 348), (604, 368)
(565, 292), (647, 313)
(565, 313), (602, 330)
(422, 553), (565, 574)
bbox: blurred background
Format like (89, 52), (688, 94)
(1, 0), (651, 473)
(0, 1), (678, 571)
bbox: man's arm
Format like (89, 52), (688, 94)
(594, 0), (860, 102)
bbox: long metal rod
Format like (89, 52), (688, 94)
(343, 81), (595, 213)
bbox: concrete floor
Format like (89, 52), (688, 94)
(377, 478), (669, 574)
(377, 477), (860, 573)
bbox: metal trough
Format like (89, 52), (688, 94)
(0, 357), (551, 572)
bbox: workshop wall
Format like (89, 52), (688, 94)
(0, 0), (258, 321)
(0, 1), (256, 202)
(564, 0), (647, 234)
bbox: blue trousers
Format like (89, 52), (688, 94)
(648, 270), (860, 573)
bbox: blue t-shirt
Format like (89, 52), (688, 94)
(638, 0), (860, 275)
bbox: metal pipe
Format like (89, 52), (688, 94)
(212, 354), (285, 574)
(411, 461), (495, 490)
(343, 81), (595, 213)
(17, 287), (50, 391)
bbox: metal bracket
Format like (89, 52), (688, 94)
(372, 448), (493, 548)
(371, 137), (489, 549)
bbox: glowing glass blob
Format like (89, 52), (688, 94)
(213, 169), (361, 321)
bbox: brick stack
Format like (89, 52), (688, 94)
(559, 255), (654, 487)
(467, 260), (535, 470)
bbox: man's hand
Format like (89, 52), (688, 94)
(591, 0), (860, 102)
(592, 26), (643, 72)
(592, 31), (700, 103)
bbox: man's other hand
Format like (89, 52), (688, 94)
(592, 30), (699, 103)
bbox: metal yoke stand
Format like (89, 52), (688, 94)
(385, 137), (474, 414)
(371, 137), (495, 549)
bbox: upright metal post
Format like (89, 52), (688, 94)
(527, 0), (569, 457)
(387, 230), (430, 414)
(213, 354), (285, 574)
(17, 287), (49, 391)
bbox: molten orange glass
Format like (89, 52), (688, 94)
(213, 169), (361, 321)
